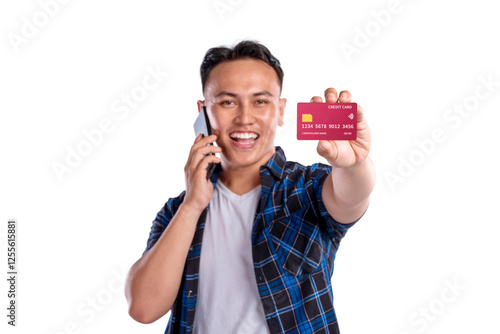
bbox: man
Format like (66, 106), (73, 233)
(125, 40), (375, 333)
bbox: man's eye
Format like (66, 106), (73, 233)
(222, 100), (234, 105)
(256, 99), (267, 104)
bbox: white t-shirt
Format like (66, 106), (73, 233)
(193, 180), (270, 334)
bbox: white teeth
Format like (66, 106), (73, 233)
(230, 132), (258, 140)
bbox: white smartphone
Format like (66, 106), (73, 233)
(193, 106), (217, 179)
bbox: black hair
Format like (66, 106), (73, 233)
(200, 40), (284, 93)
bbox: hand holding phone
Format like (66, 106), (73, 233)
(193, 106), (217, 180)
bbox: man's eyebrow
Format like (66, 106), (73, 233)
(214, 91), (238, 98)
(253, 91), (274, 98)
(214, 91), (275, 98)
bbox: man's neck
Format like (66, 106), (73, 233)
(219, 165), (261, 196)
(218, 147), (276, 195)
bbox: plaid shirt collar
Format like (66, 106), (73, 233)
(261, 146), (287, 180)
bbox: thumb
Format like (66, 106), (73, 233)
(317, 140), (337, 161)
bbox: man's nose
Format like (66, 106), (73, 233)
(235, 103), (254, 124)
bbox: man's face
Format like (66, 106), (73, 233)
(199, 58), (286, 171)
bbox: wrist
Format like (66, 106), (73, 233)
(178, 201), (206, 222)
(330, 157), (370, 173)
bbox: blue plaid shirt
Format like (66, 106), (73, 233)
(144, 146), (359, 333)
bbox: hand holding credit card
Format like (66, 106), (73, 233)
(297, 103), (357, 140)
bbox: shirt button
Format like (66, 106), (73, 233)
(258, 275), (263, 282)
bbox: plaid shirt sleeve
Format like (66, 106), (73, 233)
(143, 191), (186, 255)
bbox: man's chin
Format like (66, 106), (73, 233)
(221, 146), (276, 170)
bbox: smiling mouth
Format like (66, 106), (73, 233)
(229, 132), (259, 146)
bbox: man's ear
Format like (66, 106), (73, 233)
(197, 100), (204, 112)
(278, 98), (287, 126)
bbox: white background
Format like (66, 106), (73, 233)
(1, 0), (499, 333)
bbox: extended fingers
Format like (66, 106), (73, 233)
(338, 90), (351, 103)
(311, 88), (354, 105)
(185, 135), (220, 170)
(313, 88), (352, 104)
(324, 88), (338, 103)
(191, 134), (218, 153)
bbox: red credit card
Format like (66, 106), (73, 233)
(297, 103), (357, 140)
